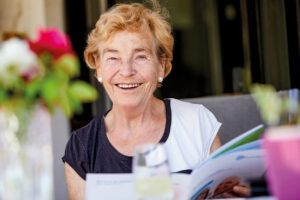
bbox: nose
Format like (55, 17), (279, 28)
(120, 60), (136, 77)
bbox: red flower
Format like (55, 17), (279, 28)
(28, 28), (75, 59)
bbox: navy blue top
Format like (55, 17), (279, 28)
(62, 99), (172, 180)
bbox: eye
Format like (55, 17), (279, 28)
(136, 55), (147, 60)
(108, 57), (117, 61)
(106, 57), (119, 64)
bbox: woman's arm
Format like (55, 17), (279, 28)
(65, 162), (86, 200)
(210, 134), (222, 154)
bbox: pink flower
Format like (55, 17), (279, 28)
(28, 28), (75, 59)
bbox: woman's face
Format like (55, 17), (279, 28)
(96, 29), (165, 108)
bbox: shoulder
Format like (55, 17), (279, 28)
(68, 116), (104, 156)
(169, 98), (220, 129)
(72, 116), (102, 139)
(169, 98), (211, 117)
(169, 98), (201, 108)
(62, 116), (104, 179)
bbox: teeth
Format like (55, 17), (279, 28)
(118, 83), (140, 89)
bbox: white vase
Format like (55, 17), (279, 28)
(0, 106), (53, 200)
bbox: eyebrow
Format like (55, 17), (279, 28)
(134, 48), (152, 54)
(102, 47), (153, 55)
(102, 48), (119, 54)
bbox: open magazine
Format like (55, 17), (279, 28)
(188, 124), (265, 199)
(85, 124), (265, 200)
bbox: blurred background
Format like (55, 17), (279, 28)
(0, 0), (299, 133)
(1, 0), (299, 199)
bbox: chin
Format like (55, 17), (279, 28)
(113, 96), (149, 109)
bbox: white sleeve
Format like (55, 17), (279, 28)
(197, 105), (222, 160)
(166, 99), (222, 171)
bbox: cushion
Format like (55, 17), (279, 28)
(183, 94), (264, 144)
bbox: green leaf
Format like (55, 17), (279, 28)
(68, 81), (98, 103)
(41, 77), (60, 106)
(24, 79), (42, 100)
(0, 87), (7, 102)
(69, 94), (83, 114)
(55, 54), (80, 77)
(9, 76), (25, 93)
(59, 93), (72, 117)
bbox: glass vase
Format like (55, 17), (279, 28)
(0, 105), (53, 200)
(133, 143), (174, 200)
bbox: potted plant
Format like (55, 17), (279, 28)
(251, 84), (300, 200)
(0, 28), (98, 199)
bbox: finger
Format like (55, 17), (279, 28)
(221, 192), (239, 198)
(233, 185), (251, 197)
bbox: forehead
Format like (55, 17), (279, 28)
(99, 29), (157, 53)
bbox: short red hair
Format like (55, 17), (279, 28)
(84, 1), (174, 78)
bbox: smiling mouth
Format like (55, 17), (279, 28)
(116, 83), (142, 89)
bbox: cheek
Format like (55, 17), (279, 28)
(101, 64), (119, 81)
(138, 64), (160, 81)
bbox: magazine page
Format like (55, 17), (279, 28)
(172, 173), (191, 200)
(210, 124), (264, 159)
(189, 148), (265, 200)
(85, 173), (191, 200)
(193, 125), (264, 169)
(85, 173), (134, 200)
(220, 140), (262, 157)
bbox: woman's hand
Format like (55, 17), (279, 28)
(221, 185), (251, 198)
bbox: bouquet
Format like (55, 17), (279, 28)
(0, 28), (97, 134)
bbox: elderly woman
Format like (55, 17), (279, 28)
(63, 1), (250, 199)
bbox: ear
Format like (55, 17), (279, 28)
(158, 57), (166, 78)
(94, 55), (102, 79)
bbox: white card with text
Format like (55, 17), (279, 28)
(85, 173), (134, 200)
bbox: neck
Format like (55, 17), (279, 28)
(106, 97), (164, 133)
